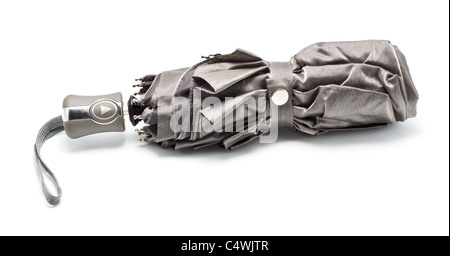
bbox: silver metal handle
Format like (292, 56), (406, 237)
(62, 92), (126, 139)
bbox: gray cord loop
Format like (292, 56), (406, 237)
(34, 116), (65, 206)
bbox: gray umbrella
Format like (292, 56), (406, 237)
(129, 40), (418, 149)
(35, 40), (418, 205)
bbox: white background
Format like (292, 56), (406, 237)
(0, 0), (448, 236)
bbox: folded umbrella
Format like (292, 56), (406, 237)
(35, 40), (419, 205)
(130, 40), (418, 149)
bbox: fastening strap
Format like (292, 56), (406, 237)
(34, 116), (65, 206)
(267, 62), (294, 127)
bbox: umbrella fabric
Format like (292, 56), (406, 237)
(134, 40), (418, 149)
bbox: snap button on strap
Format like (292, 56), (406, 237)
(267, 62), (294, 127)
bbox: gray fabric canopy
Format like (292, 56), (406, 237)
(133, 40), (418, 149)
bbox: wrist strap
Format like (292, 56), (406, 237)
(34, 116), (65, 206)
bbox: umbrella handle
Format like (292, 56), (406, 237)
(35, 92), (128, 206)
(62, 92), (126, 138)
